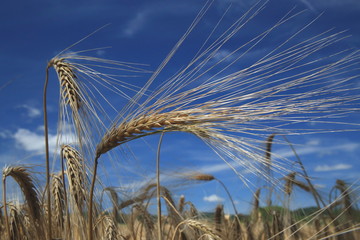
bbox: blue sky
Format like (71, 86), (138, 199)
(1, 0), (360, 214)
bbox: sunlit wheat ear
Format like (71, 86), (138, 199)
(101, 215), (119, 240)
(173, 219), (222, 240)
(48, 58), (81, 112)
(2, 166), (41, 224)
(95, 111), (193, 157)
(51, 173), (65, 232)
(62, 145), (87, 209)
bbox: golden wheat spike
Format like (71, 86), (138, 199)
(2, 166), (41, 223)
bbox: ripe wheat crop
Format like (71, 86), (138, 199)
(1, 1), (359, 240)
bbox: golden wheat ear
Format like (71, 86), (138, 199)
(2, 166), (41, 223)
(51, 173), (65, 236)
(61, 145), (88, 210)
(2, 166), (43, 239)
(48, 58), (81, 112)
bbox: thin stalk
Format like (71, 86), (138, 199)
(44, 65), (52, 240)
(2, 177), (10, 240)
(157, 133), (165, 240)
(282, 136), (323, 209)
(88, 156), (99, 240)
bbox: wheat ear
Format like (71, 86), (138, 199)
(284, 172), (297, 196)
(62, 145), (87, 210)
(51, 173), (65, 235)
(96, 111), (194, 157)
(48, 58), (81, 111)
(2, 166), (41, 223)
(8, 204), (28, 240)
(188, 173), (215, 181)
(102, 215), (118, 240)
(173, 219), (222, 240)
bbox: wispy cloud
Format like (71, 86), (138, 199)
(204, 194), (225, 203)
(122, 11), (148, 37)
(298, 0), (317, 12)
(18, 104), (41, 118)
(197, 163), (230, 174)
(0, 130), (11, 139)
(314, 163), (352, 172)
(275, 142), (359, 159)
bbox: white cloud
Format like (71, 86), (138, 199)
(18, 105), (41, 118)
(314, 163), (352, 172)
(13, 128), (57, 153)
(12, 127), (76, 154)
(203, 194), (225, 203)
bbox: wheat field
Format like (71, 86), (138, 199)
(1, 1), (360, 240)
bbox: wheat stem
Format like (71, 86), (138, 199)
(44, 64), (52, 240)
(156, 133), (164, 240)
(2, 176), (10, 240)
(88, 156), (99, 240)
